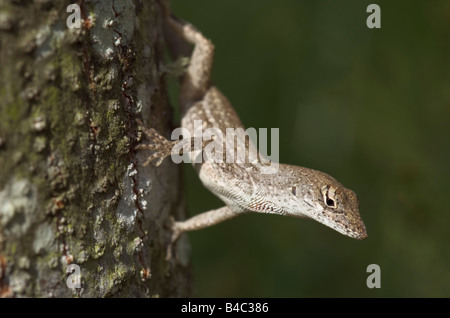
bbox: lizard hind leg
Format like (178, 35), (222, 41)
(157, 0), (215, 108)
(135, 119), (178, 167)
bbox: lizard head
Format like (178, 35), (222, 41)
(277, 165), (367, 240)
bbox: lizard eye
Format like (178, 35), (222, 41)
(291, 186), (297, 196)
(321, 185), (337, 209)
(326, 197), (336, 207)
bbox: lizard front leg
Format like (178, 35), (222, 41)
(167, 206), (243, 260)
(171, 206), (242, 243)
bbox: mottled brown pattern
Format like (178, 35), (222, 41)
(138, 1), (367, 247)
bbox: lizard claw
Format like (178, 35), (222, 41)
(135, 119), (176, 167)
(165, 216), (183, 261)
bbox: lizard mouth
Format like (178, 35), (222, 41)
(353, 230), (368, 240)
(338, 220), (368, 240)
(313, 212), (368, 240)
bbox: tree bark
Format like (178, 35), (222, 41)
(0, 0), (191, 297)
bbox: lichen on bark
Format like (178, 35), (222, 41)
(0, 0), (191, 297)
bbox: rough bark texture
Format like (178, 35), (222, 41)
(0, 0), (192, 297)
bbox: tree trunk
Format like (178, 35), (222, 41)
(0, 0), (191, 297)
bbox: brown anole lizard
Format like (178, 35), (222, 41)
(136, 1), (367, 251)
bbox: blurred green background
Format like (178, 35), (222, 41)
(167, 0), (450, 297)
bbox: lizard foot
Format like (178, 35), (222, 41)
(161, 56), (190, 78)
(165, 216), (184, 261)
(135, 119), (177, 167)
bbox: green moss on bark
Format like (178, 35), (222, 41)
(0, 0), (191, 297)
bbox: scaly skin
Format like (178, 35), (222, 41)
(136, 1), (367, 254)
